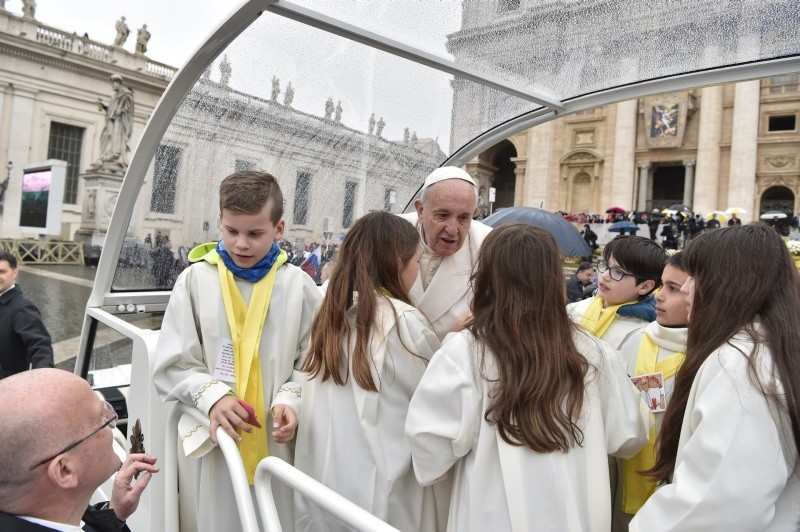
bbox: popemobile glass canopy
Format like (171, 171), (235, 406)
(90, 0), (800, 305)
(73, 2), (800, 529)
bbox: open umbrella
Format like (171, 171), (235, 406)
(669, 203), (692, 213)
(482, 207), (591, 257)
(705, 211), (728, 225)
(607, 221), (640, 233)
(605, 206), (626, 214)
(760, 210), (788, 219)
(724, 207), (748, 215)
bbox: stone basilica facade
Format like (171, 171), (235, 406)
(451, 0), (800, 221)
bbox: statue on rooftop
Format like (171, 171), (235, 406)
(21, 0), (35, 19)
(113, 16), (130, 47)
(219, 55), (232, 86)
(334, 101), (342, 123)
(368, 113), (376, 135)
(135, 24), (150, 55)
(375, 117), (385, 138)
(284, 82), (294, 106)
(271, 77), (280, 101)
(324, 98), (334, 120)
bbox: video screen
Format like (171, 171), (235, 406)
(19, 169), (52, 229)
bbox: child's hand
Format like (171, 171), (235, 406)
(209, 395), (253, 445)
(451, 312), (473, 332)
(271, 404), (297, 443)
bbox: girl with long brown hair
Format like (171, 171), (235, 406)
(406, 223), (649, 532)
(294, 211), (440, 532)
(631, 223), (800, 530)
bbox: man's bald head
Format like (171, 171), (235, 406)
(0, 370), (95, 494)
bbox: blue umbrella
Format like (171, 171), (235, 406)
(482, 207), (591, 256)
(608, 221), (640, 233)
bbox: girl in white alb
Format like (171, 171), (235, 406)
(407, 224), (650, 532)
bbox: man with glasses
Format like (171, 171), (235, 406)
(0, 369), (158, 531)
(401, 166), (492, 339)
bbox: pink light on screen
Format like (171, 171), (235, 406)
(22, 171), (51, 193)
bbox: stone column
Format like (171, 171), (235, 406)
(511, 157), (527, 206)
(694, 84), (723, 216)
(1, 86), (37, 237)
(683, 160), (695, 207)
(527, 121), (554, 209)
(728, 80), (760, 221)
(637, 162), (650, 211)
(610, 99), (638, 210)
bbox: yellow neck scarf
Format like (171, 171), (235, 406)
(578, 296), (630, 338)
(217, 250), (287, 484)
(622, 333), (686, 514)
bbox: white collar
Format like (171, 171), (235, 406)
(18, 515), (84, 531)
(0, 283), (15, 297)
(644, 321), (688, 353)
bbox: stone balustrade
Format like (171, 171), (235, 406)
(3, 9), (177, 80)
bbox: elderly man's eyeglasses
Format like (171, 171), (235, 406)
(596, 260), (642, 282)
(29, 400), (118, 471)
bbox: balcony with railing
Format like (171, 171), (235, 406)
(1, 9), (177, 80)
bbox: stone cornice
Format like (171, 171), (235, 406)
(0, 35), (169, 95)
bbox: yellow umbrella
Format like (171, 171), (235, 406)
(706, 211), (728, 225)
(724, 207), (747, 215)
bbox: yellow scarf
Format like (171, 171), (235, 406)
(622, 333), (686, 513)
(578, 296), (630, 338)
(217, 251), (287, 484)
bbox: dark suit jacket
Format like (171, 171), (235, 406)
(0, 505), (130, 531)
(0, 285), (54, 379)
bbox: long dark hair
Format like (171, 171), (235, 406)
(470, 223), (589, 452)
(649, 223), (800, 481)
(302, 211), (420, 392)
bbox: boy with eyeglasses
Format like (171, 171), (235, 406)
(567, 235), (666, 350)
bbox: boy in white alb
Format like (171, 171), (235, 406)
(613, 252), (689, 530)
(153, 171), (321, 531)
(567, 236), (666, 349)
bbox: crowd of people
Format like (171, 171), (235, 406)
(1, 167), (798, 531)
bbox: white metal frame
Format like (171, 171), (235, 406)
(164, 403), (260, 532)
(254, 456), (399, 532)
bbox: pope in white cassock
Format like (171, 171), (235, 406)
(399, 166), (491, 530)
(400, 166), (492, 340)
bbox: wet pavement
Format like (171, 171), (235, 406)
(16, 263), (170, 374)
(17, 265), (95, 355)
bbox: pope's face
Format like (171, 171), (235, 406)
(414, 180), (477, 257)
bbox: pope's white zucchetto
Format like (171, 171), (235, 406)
(421, 166), (476, 194)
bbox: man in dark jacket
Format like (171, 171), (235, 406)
(565, 262), (596, 303)
(0, 252), (54, 379)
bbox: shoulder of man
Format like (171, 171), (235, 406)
(0, 285), (22, 305)
(469, 219), (492, 240)
(398, 211), (417, 225)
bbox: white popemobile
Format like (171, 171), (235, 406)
(74, 1), (800, 530)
